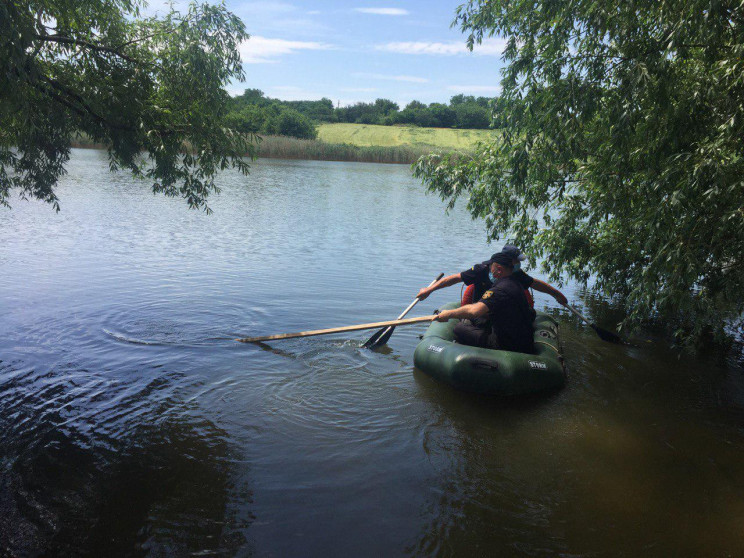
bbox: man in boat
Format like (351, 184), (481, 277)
(432, 252), (535, 353)
(501, 244), (568, 306)
(416, 245), (567, 307)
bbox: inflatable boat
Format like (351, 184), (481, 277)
(413, 302), (566, 395)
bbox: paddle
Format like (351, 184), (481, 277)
(563, 303), (624, 344)
(236, 315), (438, 344)
(363, 272), (444, 349)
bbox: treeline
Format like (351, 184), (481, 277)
(226, 89), (497, 140)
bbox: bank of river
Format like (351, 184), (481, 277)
(1, 149), (743, 556)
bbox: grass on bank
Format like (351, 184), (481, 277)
(317, 123), (497, 149)
(71, 123), (496, 164)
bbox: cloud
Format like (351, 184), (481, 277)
(340, 87), (378, 92)
(355, 8), (409, 15)
(375, 37), (506, 56)
(240, 36), (333, 63)
(447, 85), (502, 94)
(353, 72), (428, 83)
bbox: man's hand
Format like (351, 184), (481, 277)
(417, 287), (432, 300)
(433, 310), (450, 322)
(554, 292), (568, 305)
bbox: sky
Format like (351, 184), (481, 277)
(149, 0), (508, 108)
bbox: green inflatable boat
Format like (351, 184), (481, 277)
(413, 302), (566, 396)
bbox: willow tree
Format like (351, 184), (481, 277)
(1, 0), (256, 212)
(415, 0), (744, 344)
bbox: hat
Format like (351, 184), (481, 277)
(501, 244), (527, 261)
(488, 252), (513, 267)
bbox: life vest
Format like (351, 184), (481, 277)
(462, 283), (535, 308)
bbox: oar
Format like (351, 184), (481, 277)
(563, 303), (624, 344)
(363, 272), (444, 349)
(236, 315), (437, 344)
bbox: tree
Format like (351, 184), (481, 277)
(453, 103), (490, 128)
(428, 103), (457, 128)
(264, 108), (317, 140)
(414, 0), (744, 345)
(1, 0), (256, 212)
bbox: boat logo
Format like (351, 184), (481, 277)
(427, 345), (444, 353)
(528, 361), (548, 370)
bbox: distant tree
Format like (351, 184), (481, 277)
(263, 108), (317, 139)
(1, 0), (255, 212)
(226, 106), (266, 134)
(405, 100), (427, 111)
(374, 98), (399, 116)
(449, 94), (476, 106)
(428, 103), (457, 128)
(415, 0), (744, 345)
(453, 104), (490, 128)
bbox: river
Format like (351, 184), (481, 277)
(1, 149), (743, 556)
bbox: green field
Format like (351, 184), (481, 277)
(317, 123), (497, 149)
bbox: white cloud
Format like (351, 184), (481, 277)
(355, 8), (409, 15)
(447, 85), (502, 94)
(353, 72), (428, 83)
(375, 37), (506, 56)
(239, 36), (333, 63)
(340, 87), (378, 92)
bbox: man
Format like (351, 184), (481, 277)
(416, 245), (567, 307)
(501, 244), (568, 306)
(433, 252), (535, 353)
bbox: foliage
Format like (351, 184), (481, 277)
(240, 89), (496, 129)
(1, 0), (256, 212)
(265, 108), (317, 140)
(226, 92), (317, 139)
(415, 0), (744, 345)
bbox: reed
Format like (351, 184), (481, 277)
(70, 132), (469, 165)
(255, 135), (448, 164)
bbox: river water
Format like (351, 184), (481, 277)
(1, 149), (743, 556)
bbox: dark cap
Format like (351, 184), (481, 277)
(501, 244), (527, 261)
(488, 252), (513, 267)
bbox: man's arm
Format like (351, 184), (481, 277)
(417, 273), (462, 300)
(434, 302), (489, 321)
(531, 279), (568, 305)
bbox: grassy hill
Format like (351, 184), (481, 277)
(317, 123), (497, 149)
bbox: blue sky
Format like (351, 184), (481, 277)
(152, 1), (507, 108)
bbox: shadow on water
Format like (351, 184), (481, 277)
(0, 362), (254, 557)
(404, 319), (744, 557)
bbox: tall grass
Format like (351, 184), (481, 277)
(255, 135), (448, 164)
(70, 132), (469, 164)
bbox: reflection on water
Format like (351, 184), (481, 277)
(1, 150), (743, 555)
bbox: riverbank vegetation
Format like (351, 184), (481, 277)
(415, 0), (744, 346)
(72, 124), (488, 164)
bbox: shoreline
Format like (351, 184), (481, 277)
(70, 134), (466, 165)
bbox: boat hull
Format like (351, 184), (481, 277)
(413, 302), (566, 395)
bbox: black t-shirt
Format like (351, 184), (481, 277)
(512, 269), (534, 289)
(461, 263), (535, 302)
(459, 261), (492, 303)
(479, 275), (535, 354)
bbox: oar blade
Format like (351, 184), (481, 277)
(362, 327), (386, 348)
(364, 326), (394, 349)
(591, 324), (624, 344)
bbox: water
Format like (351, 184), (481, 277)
(1, 149), (743, 556)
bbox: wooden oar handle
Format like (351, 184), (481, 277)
(236, 314), (438, 343)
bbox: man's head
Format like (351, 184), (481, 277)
(501, 244), (527, 266)
(487, 252), (514, 279)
